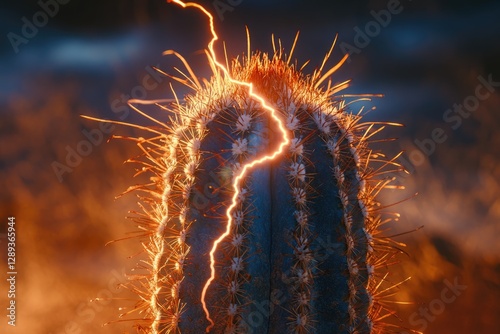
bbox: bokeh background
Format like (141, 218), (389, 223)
(1, 0), (499, 333)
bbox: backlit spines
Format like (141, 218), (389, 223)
(276, 91), (314, 333)
(212, 101), (262, 332)
(124, 46), (403, 334)
(326, 114), (372, 333)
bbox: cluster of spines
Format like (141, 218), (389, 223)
(150, 66), (251, 332)
(271, 74), (376, 333)
(278, 87), (315, 333)
(120, 41), (404, 334)
(151, 122), (187, 333)
(325, 108), (373, 333)
(213, 98), (263, 333)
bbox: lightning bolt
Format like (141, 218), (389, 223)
(169, 1), (290, 332)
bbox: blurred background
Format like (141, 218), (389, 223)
(0, 0), (499, 333)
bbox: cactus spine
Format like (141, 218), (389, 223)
(123, 36), (402, 333)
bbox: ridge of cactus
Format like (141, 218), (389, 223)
(115, 33), (406, 334)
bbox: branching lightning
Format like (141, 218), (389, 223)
(169, 1), (290, 332)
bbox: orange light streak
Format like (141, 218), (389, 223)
(169, 1), (290, 332)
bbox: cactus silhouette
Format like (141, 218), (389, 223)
(113, 4), (404, 333)
(118, 39), (404, 333)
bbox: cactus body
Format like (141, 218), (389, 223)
(127, 48), (399, 334)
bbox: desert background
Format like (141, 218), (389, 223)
(1, 0), (499, 333)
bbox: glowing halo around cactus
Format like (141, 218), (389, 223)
(91, 1), (410, 333)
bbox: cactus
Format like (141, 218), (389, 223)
(117, 7), (404, 332)
(120, 42), (404, 333)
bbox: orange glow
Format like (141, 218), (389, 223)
(169, 1), (290, 332)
